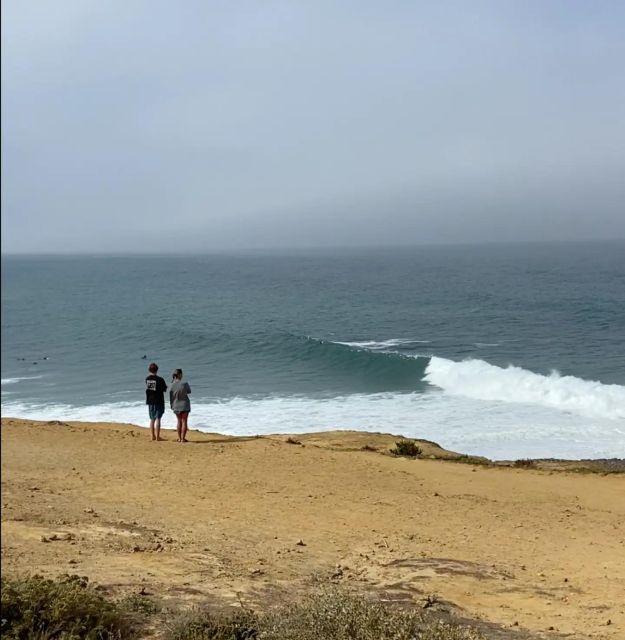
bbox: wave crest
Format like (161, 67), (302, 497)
(1, 376), (44, 386)
(289, 336), (429, 391)
(424, 356), (625, 421)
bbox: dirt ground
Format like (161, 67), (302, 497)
(1, 418), (624, 638)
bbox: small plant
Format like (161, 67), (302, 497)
(390, 440), (422, 458)
(285, 437), (302, 445)
(119, 592), (161, 616)
(361, 444), (377, 452)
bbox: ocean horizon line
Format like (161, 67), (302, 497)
(2, 236), (625, 259)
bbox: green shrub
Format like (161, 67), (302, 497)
(389, 440), (422, 458)
(1, 578), (482, 640)
(166, 609), (258, 640)
(0, 574), (134, 639)
(262, 589), (421, 640)
(261, 590), (480, 640)
(118, 593), (161, 616)
(165, 590), (481, 640)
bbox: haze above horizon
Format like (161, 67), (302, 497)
(2, 1), (624, 254)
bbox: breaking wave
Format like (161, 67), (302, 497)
(424, 356), (625, 421)
(326, 338), (624, 421)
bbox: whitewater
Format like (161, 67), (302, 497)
(425, 356), (625, 421)
(3, 352), (624, 460)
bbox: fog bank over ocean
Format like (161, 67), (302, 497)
(3, 2), (625, 254)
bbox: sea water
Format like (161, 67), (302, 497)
(2, 242), (624, 460)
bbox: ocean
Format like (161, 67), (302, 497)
(2, 242), (624, 460)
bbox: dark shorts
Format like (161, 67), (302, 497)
(148, 404), (164, 420)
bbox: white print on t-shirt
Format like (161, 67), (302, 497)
(146, 380), (157, 391)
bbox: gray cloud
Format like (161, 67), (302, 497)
(2, 1), (624, 253)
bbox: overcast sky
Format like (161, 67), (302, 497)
(2, 1), (624, 253)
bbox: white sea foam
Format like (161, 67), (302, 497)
(1, 376), (43, 386)
(424, 356), (625, 421)
(3, 391), (624, 460)
(335, 339), (431, 349)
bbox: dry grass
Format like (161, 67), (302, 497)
(0, 574), (135, 639)
(166, 589), (483, 640)
(1, 577), (483, 640)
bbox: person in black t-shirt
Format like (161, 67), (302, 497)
(145, 362), (167, 441)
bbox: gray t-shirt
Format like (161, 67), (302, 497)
(169, 380), (191, 412)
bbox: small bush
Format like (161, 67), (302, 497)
(262, 590), (421, 640)
(285, 437), (302, 445)
(0, 574), (134, 639)
(261, 589), (480, 640)
(390, 440), (422, 458)
(166, 609), (258, 640)
(118, 593), (160, 616)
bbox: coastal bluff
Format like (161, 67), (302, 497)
(2, 418), (624, 638)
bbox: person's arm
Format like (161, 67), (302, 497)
(169, 387), (174, 408)
(185, 382), (191, 394)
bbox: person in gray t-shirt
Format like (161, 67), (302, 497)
(170, 368), (191, 442)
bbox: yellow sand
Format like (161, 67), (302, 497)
(2, 418), (624, 638)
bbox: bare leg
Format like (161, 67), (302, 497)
(149, 419), (156, 441)
(176, 414), (182, 442)
(181, 413), (188, 442)
(155, 417), (162, 441)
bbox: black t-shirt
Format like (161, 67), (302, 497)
(145, 375), (167, 406)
